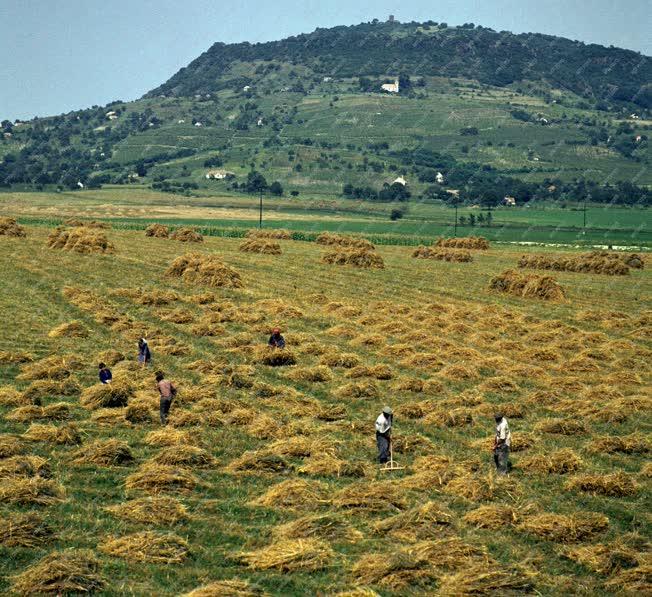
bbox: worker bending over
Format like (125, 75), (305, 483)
(98, 362), (112, 384)
(375, 406), (393, 465)
(268, 327), (286, 349)
(493, 413), (511, 474)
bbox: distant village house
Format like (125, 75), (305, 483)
(436, 172), (444, 184)
(205, 170), (235, 180)
(393, 176), (407, 186)
(503, 196), (516, 206)
(381, 79), (400, 94)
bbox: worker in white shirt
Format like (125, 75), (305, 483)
(493, 413), (511, 474)
(375, 406), (393, 465)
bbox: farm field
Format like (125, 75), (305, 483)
(0, 223), (650, 595)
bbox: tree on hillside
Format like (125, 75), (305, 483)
(245, 170), (268, 193)
(399, 72), (412, 91)
(269, 181), (283, 196)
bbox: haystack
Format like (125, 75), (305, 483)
(23, 423), (82, 445)
(246, 228), (292, 240)
(412, 246), (473, 262)
(0, 385), (35, 406)
(489, 269), (565, 301)
(171, 227), (203, 242)
(564, 472), (638, 497)
(152, 445), (216, 468)
(0, 512), (53, 547)
(72, 439), (134, 466)
(145, 223), (170, 238)
(316, 232), (374, 250)
(463, 505), (520, 529)
(345, 364), (393, 380)
(350, 551), (435, 589)
(47, 320), (89, 338)
(166, 253), (243, 288)
(0, 216), (27, 237)
(239, 238), (282, 254)
(534, 418), (587, 435)
(10, 549), (104, 595)
(0, 455), (51, 479)
(145, 428), (199, 447)
(561, 536), (645, 574)
(334, 381), (379, 400)
(520, 449), (583, 474)
(21, 378), (80, 402)
(0, 434), (26, 458)
(7, 402), (72, 422)
(100, 531), (189, 563)
(249, 478), (329, 509)
(17, 354), (81, 381)
(286, 365), (333, 383)
(0, 477), (65, 505)
(0, 349), (33, 363)
(47, 226), (116, 254)
(96, 349), (125, 366)
(105, 496), (189, 525)
(226, 450), (291, 474)
(322, 248), (385, 269)
(436, 563), (534, 595)
(333, 482), (407, 512)
(587, 433), (650, 454)
(298, 454), (369, 478)
(436, 236), (489, 249)
(372, 501), (453, 540)
(237, 538), (334, 572)
(255, 346), (297, 366)
(272, 513), (362, 543)
(518, 512), (608, 542)
(80, 378), (134, 408)
(183, 579), (267, 597)
(125, 463), (199, 493)
(64, 218), (109, 228)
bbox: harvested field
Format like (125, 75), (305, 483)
(239, 239), (282, 254)
(436, 236), (490, 249)
(412, 246), (473, 262)
(322, 248), (384, 269)
(166, 253), (243, 288)
(47, 226), (116, 254)
(489, 269), (565, 301)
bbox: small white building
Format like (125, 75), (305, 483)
(205, 170), (234, 180)
(194, 122), (203, 127)
(257, 118), (263, 126)
(243, 85), (251, 92)
(105, 111), (116, 117)
(381, 79), (399, 93)
(635, 135), (642, 143)
(393, 176), (407, 186)
(323, 77), (333, 82)
(630, 113), (640, 119)
(177, 119), (185, 124)
(77, 181), (84, 189)
(3, 132), (12, 138)
(503, 196), (516, 206)
(436, 172), (444, 184)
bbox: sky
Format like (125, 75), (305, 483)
(1, 0), (650, 122)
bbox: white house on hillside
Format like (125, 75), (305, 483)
(393, 176), (407, 186)
(436, 172), (444, 184)
(503, 196), (516, 206)
(206, 170), (234, 180)
(381, 79), (399, 93)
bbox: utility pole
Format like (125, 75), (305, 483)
(454, 201), (458, 237)
(259, 189), (263, 228)
(582, 193), (588, 234)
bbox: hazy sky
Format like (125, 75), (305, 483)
(1, 0), (650, 121)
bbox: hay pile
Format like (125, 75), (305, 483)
(145, 428), (199, 447)
(125, 463), (200, 493)
(603, 558), (652, 593)
(463, 505), (520, 529)
(316, 232), (374, 250)
(534, 418), (587, 435)
(145, 223), (170, 238)
(298, 454), (368, 478)
(0, 349), (33, 364)
(239, 239), (282, 254)
(47, 226), (116, 254)
(0, 455), (51, 478)
(183, 579), (267, 597)
(246, 228), (292, 240)
(272, 513), (362, 543)
(72, 439), (134, 466)
(518, 512), (609, 542)
(0, 434), (26, 458)
(436, 236), (490, 249)
(350, 551), (434, 589)
(166, 253), (243, 288)
(436, 563), (534, 595)
(322, 248), (384, 269)
(255, 347), (297, 367)
(412, 246), (473, 262)
(7, 402), (72, 422)
(564, 472), (638, 497)
(489, 269), (565, 301)
(100, 531), (189, 563)
(345, 364), (393, 380)
(561, 535), (646, 575)
(520, 449), (583, 474)
(334, 381), (380, 400)
(152, 445), (216, 468)
(23, 423), (82, 445)
(80, 378), (134, 408)
(518, 252), (631, 275)
(226, 450), (290, 474)
(105, 496), (189, 525)
(237, 538), (334, 572)
(96, 349), (124, 366)
(21, 378), (80, 402)
(287, 366), (333, 383)
(64, 218), (109, 228)
(0, 477), (65, 505)
(0, 512), (53, 547)
(250, 479), (329, 510)
(372, 501), (453, 540)
(333, 482), (407, 512)
(0, 216), (27, 237)
(17, 354), (81, 381)
(10, 549), (104, 594)
(319, 352), (362, 369)
(587, 433), (650, 454)
(171, 227), (203, 242)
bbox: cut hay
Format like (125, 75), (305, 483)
(7, 402), (72, 422)
(436, 236), (489, 250)
(249, 479), (329, 510)
(412, 246), (473, 262)
(0, 385), (33, 406)
(564, 472), (638, 497)
(64, 218), (109, 229)
(298, 454), (369, 478)
(125, 400), (155, 423)
(372, 501), (454, 540)
(518, 252), (631, 275)
(166, 253), (243, 288)
(72, 439), (134, 466)
(255, 347), (297, 366)
(0, 349), (33, 364)
(489, 269), (565, 301)
(0, 434), (26, 458)
(100, 531), (189, 563)
(463, 505), (520, 529)
(10, 549), (104, 595)
(17, 354), (81, 381)
(246, 228), (292, 240)
(183, 579), (267, 597)
(443, 472), (504, 502)
(96, 348), (124, 366)
(0, 477), (65, 505)
(23, 423), (82, 445)
(406, 537), (489, 568)
(518, 512), (609, 542)
(47, 320), (89, 338)
(125, 463), (199, 493)
(0, 455), (51, 479)
(0, 216), (27, 237)
(272, 513), (362, 543)
(145, 223), (170, 238)
(334, 381), (379, 400)
(322, 248), (384, 269)
(152, 445), (216, 468)
(187, 291), (217, 304)
(80, 378), (134, 408)
(239, 239), (282, 254)
(286, 365), (333, 383)
(350, 551), (434, 589)
(316, 232), (374, 250)
(587, 433), (650, 455)
(436, 563), (535, 595)
(171, 227), (203, 242)
(520, 449), (583, 474)
(345, 364), (393, 380)
(237, 538), (334, 572)
(47, 226), (116, 254)
(105, 496), (189, 525)
(332, 482), (407, 512)
(90, 408), (129, 426)
(21, 378), (80, 402)
(603, 559), (652, 593)
(534, 418), (588, 435)
(0, 512), (53, 547)
(159, 308), (195, 323)
(561, 536), (645, 575)
(145, 428), (199, 447)
(226, 450), (291, 474)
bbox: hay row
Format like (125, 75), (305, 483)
(170, 227), (203, 242)
(436, 236), (490, 249)
(0, 216), (27, 237)
(166, 253), (243, 288)
(412, 246), (473, 262)
(489, 269), (566, 301)
(47, 226), (115, 254)
(316, 232), (374, 250)
(145, 223), (170, 238)
(518, 252), (633, 275)
(322, 248), (385, 269)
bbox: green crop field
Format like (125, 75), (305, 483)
(0, 221), (649, 595)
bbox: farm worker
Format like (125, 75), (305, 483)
(493, 413), (511, 474)
(156, 370), (177, 425)
(138, 338), (151, 367)
(98, 362), (112, 384)
(375, 406), (393, 465)
(268, 327), (286, 349)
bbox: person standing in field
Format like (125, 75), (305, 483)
(156, 371), (177, 425)
(493, 413), (511, 474)
(138, 338), (151, 367)
(98, 362), (112, 384)
(375, 406), (393, 465)
(268, 327), (286, 349)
